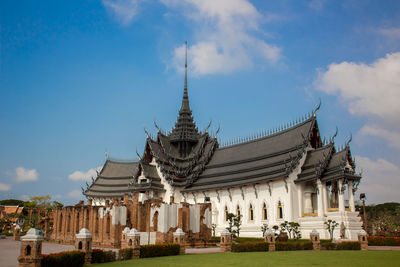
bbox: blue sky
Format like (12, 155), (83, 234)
(1, 0), (399, 205)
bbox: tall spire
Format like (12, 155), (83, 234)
(170, 41), (199, 157)
(181, 41), (190, 112)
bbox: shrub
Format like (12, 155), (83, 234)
(211, 236), (221, 241)
(321, 242), (337, 250)
(235, 237), (265, 243)
(91, 249), (116, 263)
(119, 248), (133, 260)
(368, 236), (400, 246)
(232, 242), (268, 252)
(41, 251), (85, 267)
(275, 241), (313, 251)
(140, 243), (180, 258)
(336, 242), (361, 250)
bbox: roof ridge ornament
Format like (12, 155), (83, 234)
(313, 98), (322, 116)
(346, 132), (352, 147)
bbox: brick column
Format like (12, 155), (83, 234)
(173, 228), (186, 254)
(14, 225), (21, 241)
(310, 229), (321, 251)
(265, 229), (276, 251)
(358, 230), (368, 251)
(75, 228), (92, 265)
(220, 229), (232, 252)
(18, 228), (43, 267)
(127, 228), (140, 259)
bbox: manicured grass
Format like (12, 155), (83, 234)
(92, 251), (400, 267)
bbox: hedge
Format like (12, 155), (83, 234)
(91, 249), (116, 263)
(140, 243), (180, 258)
(41, 251), (85, 267)
(322, 242), (360, 250)
(119, 248), (133, 260)
(368, 236), (400, 246)
(336, 242), (361, 250)
(235, 237), (265, 243)
(232, 242), (268, 252)
(275, 241), (313, 251)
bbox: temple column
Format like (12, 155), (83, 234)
(317, 180), (324, 217)
(338, 179), (345, 212)
(348, 180), (355, 212)
(297, 185), (303, 217)
(322, 182), (328, 212)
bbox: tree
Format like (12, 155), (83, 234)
(226, 213), (242, 237)
(325, 219), (339, 241)
(233, 214), (242, 237)
(272, 225), (279, 238)
(261, 224), (269, 237)
(226, 213), (236, 234)
(280, 221), (290, 237)
(29, 195), (52, 209)
(212, 224), (217, 237)
(289, 222), (301, 240)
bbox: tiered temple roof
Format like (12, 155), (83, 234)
(84, 160), (138, 198)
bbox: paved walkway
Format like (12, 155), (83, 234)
(186, 247), (221, 254)
(0, 237), (75, 267)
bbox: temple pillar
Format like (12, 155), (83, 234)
(14, 225), (21, 241)
(173, 228), (186, 254)
(297, 185), (303, 217)
(310, 229), (321, 251)
(348, 180), (355, 212)
(220, 229), (232, 252)
(265, 229), (275, 251)
(322, 182), (328, 212)
(18, 228), (43, 267)
(75, 228), (92, 266)
(317, 180), (324, 217)
(127, 228), (140, 259)
(338, 179), (345, 212)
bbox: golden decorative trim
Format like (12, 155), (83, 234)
(302, 212), (318, 217)
(327, 208), (339, 212)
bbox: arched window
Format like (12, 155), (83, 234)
(76, 212), (80, 233)
(224, 206), (228, 222)
(249, 204), (254, 221)
(67, 214), (71, 233)
(236, 205), (241, 217)
(78, 241), (82, 250)
(25, 245), (31, 256)
(59, 213), (63, 233)
(263, 203), (268, 220)
(106, 215), (111, 237)
(278, 201), (283, 219)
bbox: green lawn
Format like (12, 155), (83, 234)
(92, 251), (400, 267)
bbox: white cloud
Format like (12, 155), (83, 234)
(315, 52), (400, 148)
(0, 183), (11, 191)
(15, 167), (38, 182)
(356, 156), (400, 204)
(68, 166), (102, 181)
(378, 27), (400, 40)
(68, 190), (82, 199)
(102, 0), (143, 25)
(164, 0), (282, 75)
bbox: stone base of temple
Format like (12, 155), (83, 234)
(299, 211), (363, 241)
